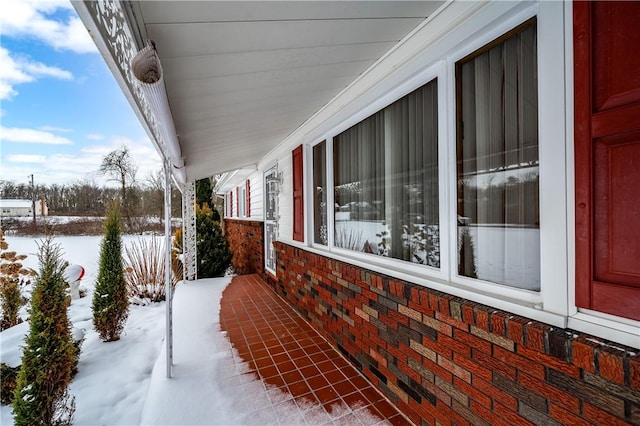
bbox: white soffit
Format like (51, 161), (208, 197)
(132, 1), (443, 181)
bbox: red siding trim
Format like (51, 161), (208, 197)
(573, 1), (592, 310)
(292, 145), (304, 242)
(246, 179), (251, 217)
(574, 2), (640, 320)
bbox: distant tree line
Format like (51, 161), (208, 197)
(0, 173), (182, 219)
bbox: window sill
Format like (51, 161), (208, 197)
(569, 311), (640, 350)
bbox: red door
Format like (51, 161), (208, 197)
(574, 1), (640, 321)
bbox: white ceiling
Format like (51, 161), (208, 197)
(129, 1), (444, 181)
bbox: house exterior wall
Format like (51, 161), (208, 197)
(218, 0), (638, 349)
(258, 152), (293, 244)
(225, 219), (264, 276)
(270, 240), (640, 426)
(247, 174), (262, 221)
(0, 207), (32, 217)
(0, 199), (44, 217)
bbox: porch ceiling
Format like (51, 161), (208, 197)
(127, 1), (443, 182)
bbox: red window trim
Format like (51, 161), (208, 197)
(245, 179), (251, 217)
(292, 145), (304, 242)
(236, 187), (240, 217)
(574, 2), (640, 321)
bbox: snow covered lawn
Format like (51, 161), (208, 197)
(0, 236), (243, 425)
(1, 235), (388, 425)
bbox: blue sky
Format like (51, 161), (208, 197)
(0, 0), (161, 188)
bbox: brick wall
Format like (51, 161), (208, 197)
(224, 219), (264, 275)
(271, 241), (640, 426)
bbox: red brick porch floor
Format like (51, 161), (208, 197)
(220, 274), (412, 425)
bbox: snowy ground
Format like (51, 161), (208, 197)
(0, 235), (330, 425)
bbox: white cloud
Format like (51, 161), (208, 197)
(0, 135), (162, 187)
(0, 0), (97, 54)
(41, 125), (73, 133)
(0, 47), (73, 100)
(6, 154), (47, 163)
(1, 126), (73, 145)
(22, 61), (74, 80)
(86, 134), (105, 141)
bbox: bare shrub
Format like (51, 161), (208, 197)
(124, 236), (177, 305)
(0, 229), (35, 330)
(334, 227), (367, 252)
(171, 227), (183, 282)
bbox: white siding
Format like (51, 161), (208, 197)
(247, 173), (263, 221)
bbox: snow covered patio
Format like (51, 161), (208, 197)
(145, 274), (409, 425)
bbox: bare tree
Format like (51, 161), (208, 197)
(144, 168), (164, 220)
(99, 146), (137, 228)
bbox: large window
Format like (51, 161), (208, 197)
(331, 79), (439, 267)
(456, 19), (539, 290)
(311, 20), (541, 291)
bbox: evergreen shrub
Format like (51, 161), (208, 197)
(196, 204), (231, 278)
(12, 237), (76, 425)
(92, 201), (129, 341)
(1, 363), (19, 405)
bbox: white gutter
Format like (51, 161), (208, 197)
(131, 42), (186, 185)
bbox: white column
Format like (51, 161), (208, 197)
(164, 158), (173, 378)
(182, 181), (197, 281)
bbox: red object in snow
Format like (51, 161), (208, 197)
(64, 264), (85, 282)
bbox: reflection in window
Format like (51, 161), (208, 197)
(332, 79), (439, 267)
(456, 19), (540, 290)
(313, 141), (327, 245)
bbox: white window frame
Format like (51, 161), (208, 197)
(315, 65), (450, 285)
(264, 165), (279, 275)
(304, 1), (572, 330)
(239, 186), (246, 218)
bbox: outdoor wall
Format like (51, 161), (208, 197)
(225, 219), (264, 276)
(270, 241), (640, 426)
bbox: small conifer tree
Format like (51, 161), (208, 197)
(458, 226), (478, 279)
(196, 203), (231, 278)
(92, 201), (129, 341)
(13, 236), (76, 425)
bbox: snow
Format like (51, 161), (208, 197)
(1, 235), (368, 425)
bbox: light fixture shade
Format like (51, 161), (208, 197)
(132, 43), (186, 183)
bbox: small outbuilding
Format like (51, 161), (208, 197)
(0, 199), (48, 217)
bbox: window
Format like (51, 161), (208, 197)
(331, 79), (439, 267)
(313, 141), (327, 245)
(229, 191), (233, 217)
(456, 18), (539, 290)
(312, 20), (540, 291)
(239, 186), (246, 217)
(265, 166), (279, 274)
